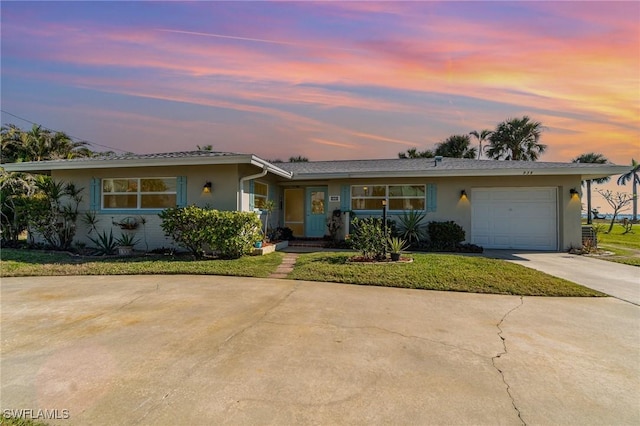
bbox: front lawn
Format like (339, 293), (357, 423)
(591, 221), (640, 266)
(0, 249), (283, 278)
(288, 252), (604, 297)
(597, 222), (640, 249)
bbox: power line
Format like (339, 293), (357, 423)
(1, 109), (128, 153)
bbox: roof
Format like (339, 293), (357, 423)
(277, 157), (629, 180)
(2, 151), (628, 181)
(1, 151), (293, 179)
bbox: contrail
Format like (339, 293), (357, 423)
(157, 29), (359, 52)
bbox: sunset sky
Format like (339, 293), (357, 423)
(1, 2), (638, 177)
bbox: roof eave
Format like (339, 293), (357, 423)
(288, 165), (631, 180)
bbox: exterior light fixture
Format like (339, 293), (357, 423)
(460, 190), (467, 198)
(569, 188), (579, 197)
(203, 182), (212, 193)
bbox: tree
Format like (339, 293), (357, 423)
(469, 129), (493, 159)
(434, 134), (477, 159)
(572, 153), (610, 224)
(1, 124), (91, 163)
(485, 116), (546, 161)
(596, 189), (633, 233)
(288, 156), (309, 162)
(617, 158), (639, 222)
(398, 148), (434, 159)
(197, 144), (213, 151)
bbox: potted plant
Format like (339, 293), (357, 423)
(115, 232), (139, 256)
(113, 216), (139, 230)
(387, 237), (408, 261)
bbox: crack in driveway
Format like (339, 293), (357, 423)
(492, 296), (525, 425)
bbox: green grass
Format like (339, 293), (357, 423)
(0, 416), (49, 426)
(0, 249), (283, 278)
(596, 222), (640, 249)
(587, 221), (640, 266)
(288, 252), (605, 297)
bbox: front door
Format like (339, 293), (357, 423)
(305, 186), (327, 237)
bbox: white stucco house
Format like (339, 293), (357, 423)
(3, 151), (628, 251)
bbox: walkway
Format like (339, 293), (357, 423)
(484, 250), (640, 305)
(269, 252), (299, 278)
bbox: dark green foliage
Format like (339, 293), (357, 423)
(88, 229), (118, 255)
(427, 221), (466, 251)
(159, 206), (262, 259)
(29, 176), (83, 250)
(397, 209), (426, 246)
(486, 116), (546, 161)
(398, 148), (434, 159)
(435, 134), (477, 159)
(350, 217), (391, 260)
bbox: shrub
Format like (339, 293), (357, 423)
(350, 217), (391, 260)
(159, 206), (262, 259)
(88, 229), (118, 255)
(209, 210), (262, 259)
(159, 206), (211, 259)
(427, 221), (465, 251)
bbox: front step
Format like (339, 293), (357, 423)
(287, 239), (328, 248)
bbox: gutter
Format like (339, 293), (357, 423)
(238, 166), (269, 211)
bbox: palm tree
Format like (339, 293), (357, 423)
(398, 148), (434, 159)
(2, 124), (90, 162)
(617, 158), (639, 222)
(469, 129), (492, 159)
(572, 153), (610, 224)
(435, 134), (477, 159)
(485, 116), (546, 161)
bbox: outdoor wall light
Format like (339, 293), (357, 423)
(460, 190), (468, 199)
(381, 199), (387, 207)
(203, 182), (212, 194)
(569, 188), (579, 198)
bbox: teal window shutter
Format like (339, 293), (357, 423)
(427, 184), (437, 212)
(90, 177), (100, 211)
(249, 181), (255, 210)
(177, 176), (187, 207)
(340, 185), (350, 211)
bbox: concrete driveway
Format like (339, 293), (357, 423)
(484, 250), (640, 305)
(1, 275), (639, 425)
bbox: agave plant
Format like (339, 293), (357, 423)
(397, 209), (426, 247)
(115, 232), (139, 247)
(387, 236), (409, 254)
(88, 229), (118, 255)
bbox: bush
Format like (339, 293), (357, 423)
(210, 210), (262, 259)
(350, 217), (391, 260)
(397, 209), (426, 247)
(427, 221), (465, 251)
(159, 206), (262, 259)
(159, 206), (211, 259)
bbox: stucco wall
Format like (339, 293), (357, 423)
(291, 174), (583, 250)
(51, 164), (243, 251)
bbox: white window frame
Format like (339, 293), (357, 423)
(254, 181), (269, 210)
(351, 184), (426, 211)
(102, 177), (177, 210)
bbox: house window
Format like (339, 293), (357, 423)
(351, 185), (426, 211)
(254, 181), (269, 209)
(102, 178), (177, 210)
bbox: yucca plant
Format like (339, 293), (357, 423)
(397, 209), (426, 246)
(387, 237), (409, 261)
(115, 232), (139, 247)
(88, 229), (118, 255)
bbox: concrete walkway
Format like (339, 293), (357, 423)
(1, 275), (638, 425)
(268, 252), (299, 278)
(484, 250), (640, 305)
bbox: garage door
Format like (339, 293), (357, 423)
(471, 187), (557, 250)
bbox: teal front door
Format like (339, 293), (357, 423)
(305, 187), (327, 237)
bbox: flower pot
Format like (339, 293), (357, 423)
(390, 252), (401, 261)
(117, 246), (134, 256)
(254, 241), (263, 248)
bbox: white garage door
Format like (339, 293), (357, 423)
(471, 187), (558, 251)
